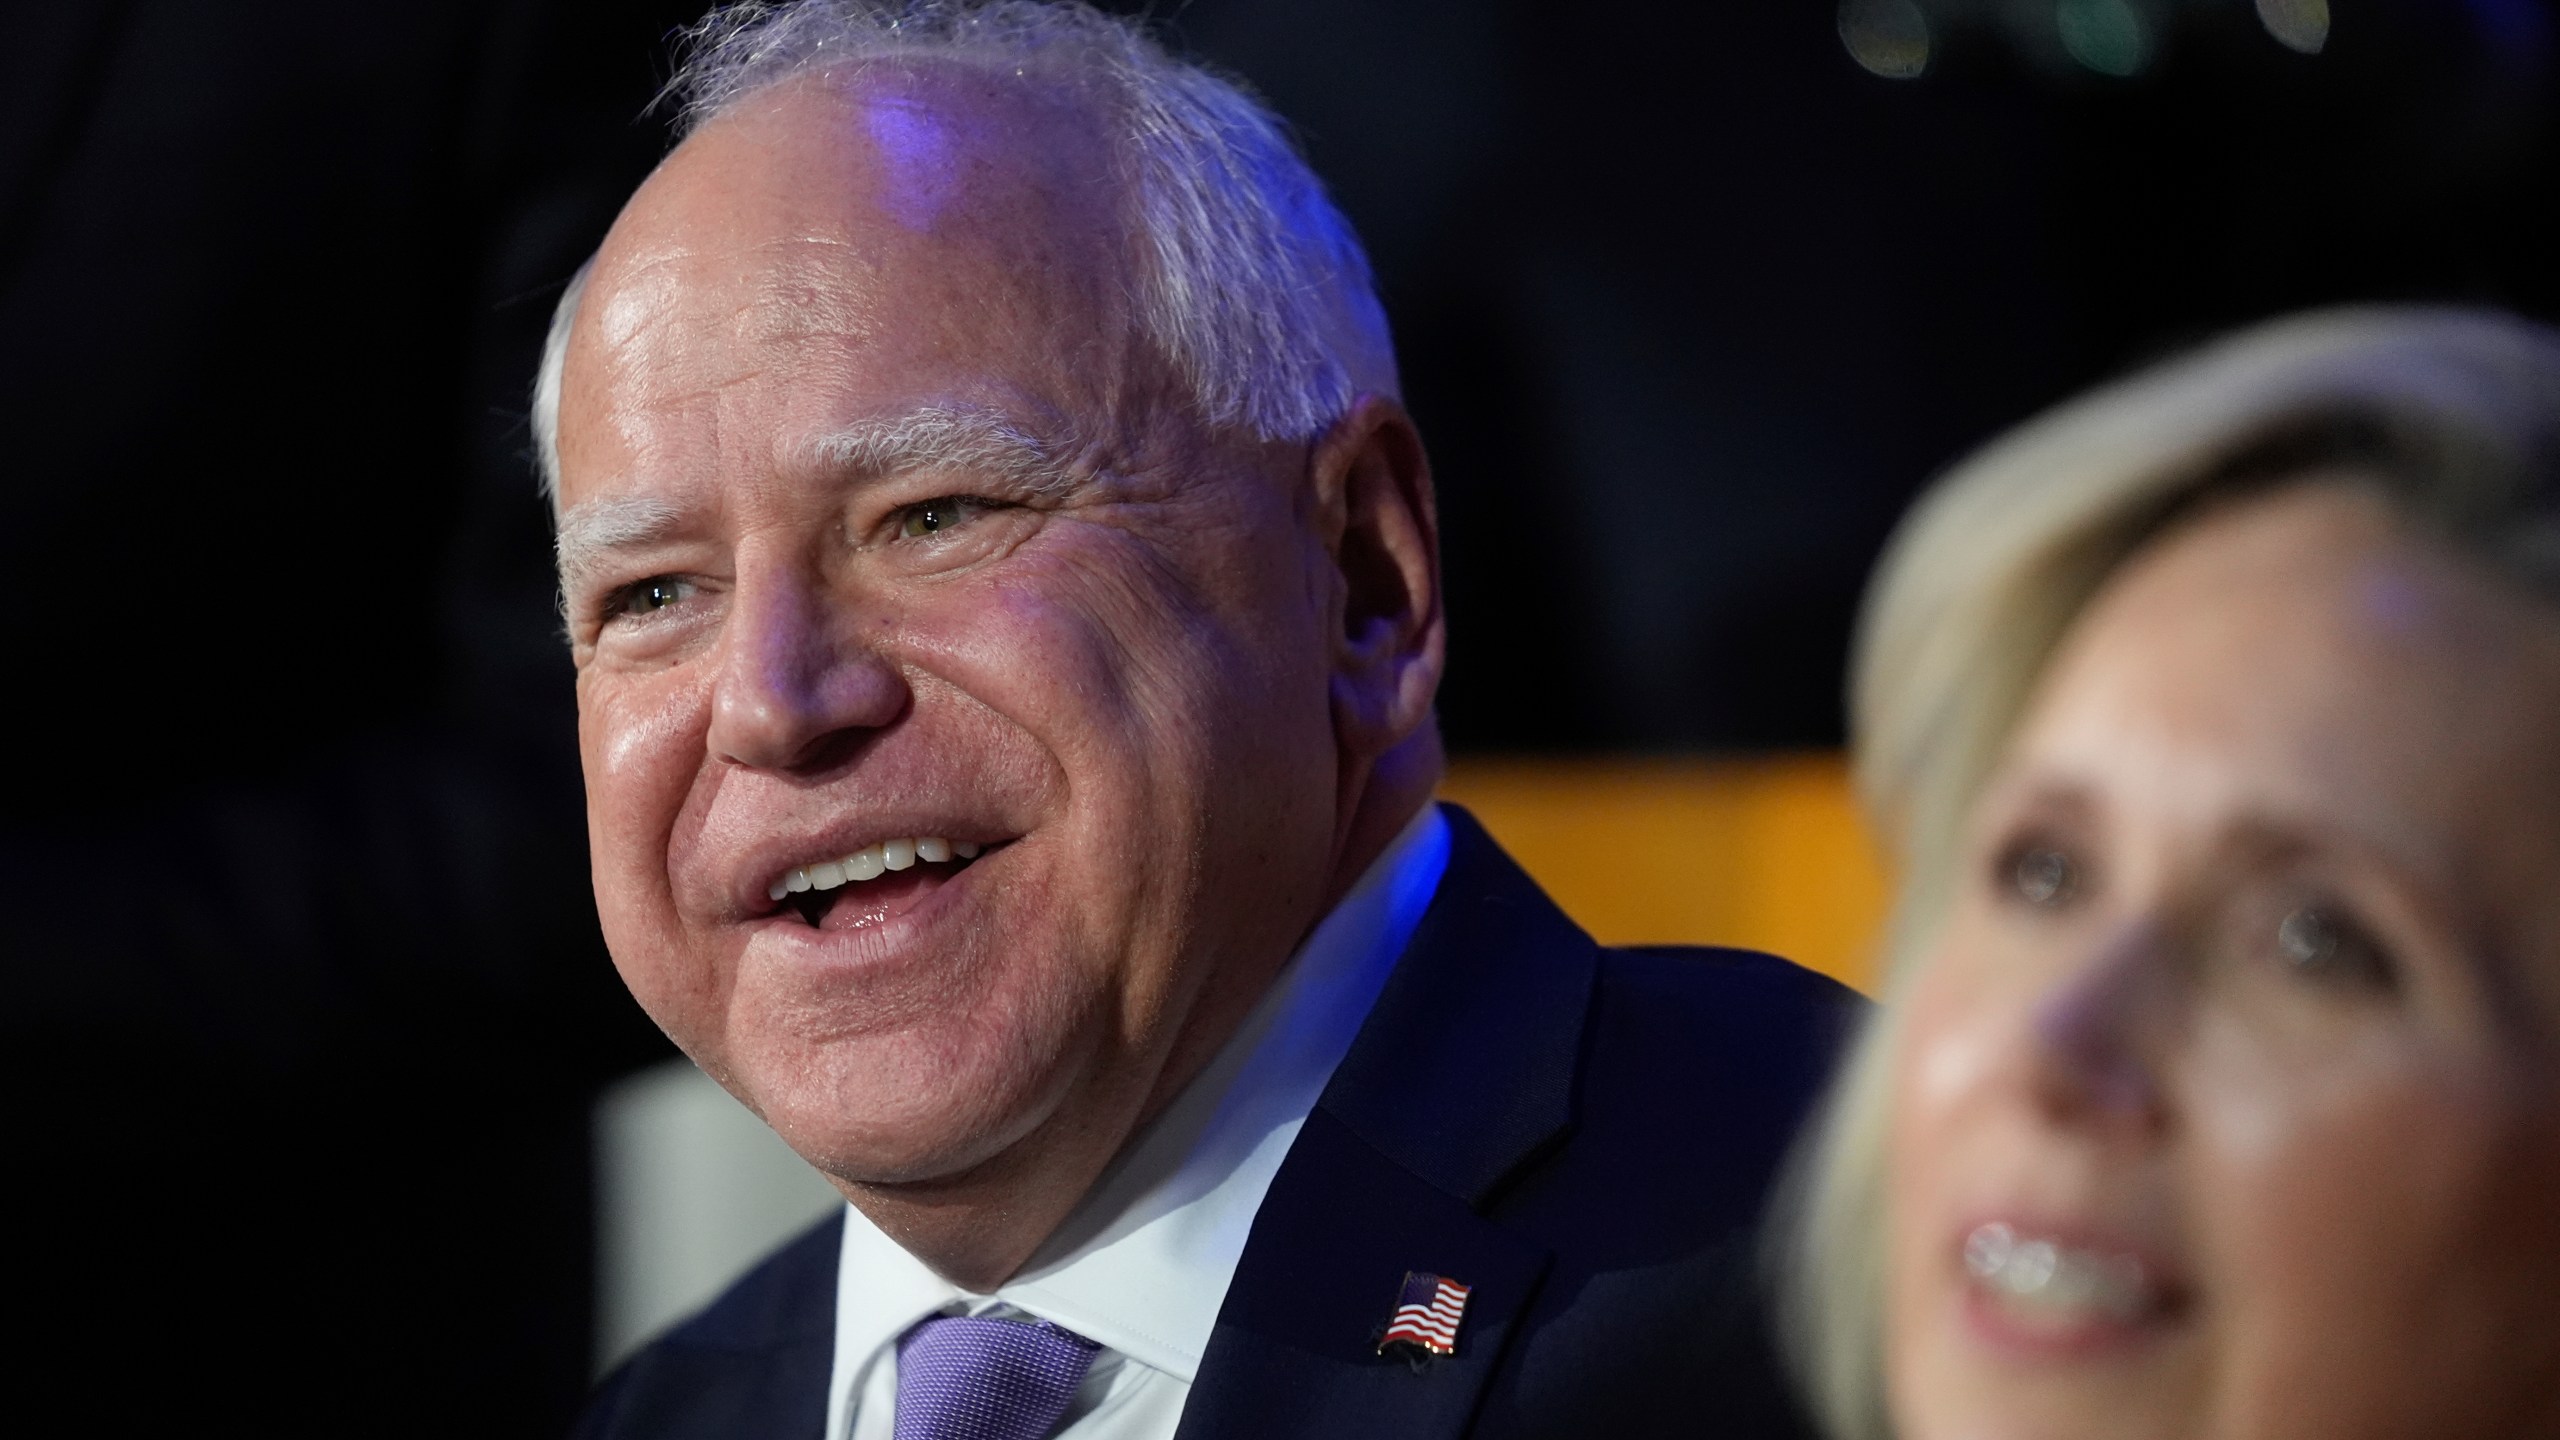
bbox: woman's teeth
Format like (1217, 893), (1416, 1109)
(1964, 1221), (2152, 1323)
(768, 836), (981, 902)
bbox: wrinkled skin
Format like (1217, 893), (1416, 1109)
(552, 68), (1442, 1287)
(1887, 482), (2560, 1440)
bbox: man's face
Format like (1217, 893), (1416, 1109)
(553, 73), (1351, 1190)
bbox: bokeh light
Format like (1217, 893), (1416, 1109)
(2257, 0), (2331, 54)
(2057, 0), (2156, 76)
(1840, 0), (1933, 80)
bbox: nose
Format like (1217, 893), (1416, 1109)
(706, 561), (909, 772)
(2022, 921), (2180, 1134)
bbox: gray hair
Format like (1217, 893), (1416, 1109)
(1774, 305), (2560, 1440)
(531, 0), (1395, 505)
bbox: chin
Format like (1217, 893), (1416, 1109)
(1894, 1373), (2149, 1440)
(725, 1023), (1085, 1190)
(1890, 1330), (2200, 1440)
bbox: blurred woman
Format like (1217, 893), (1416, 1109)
(1779, 308), (2560, 1440)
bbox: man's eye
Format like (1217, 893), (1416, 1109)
(2274, 903), (2398, 993)
(898, 497), (985, 539)
(608, 576), (693, 618)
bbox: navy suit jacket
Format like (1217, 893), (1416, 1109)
(576, 805), (1862, 1439)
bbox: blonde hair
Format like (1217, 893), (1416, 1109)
(1773, 305), (2560, 1440)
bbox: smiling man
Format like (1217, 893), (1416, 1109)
(540, 5), (1857, 1439)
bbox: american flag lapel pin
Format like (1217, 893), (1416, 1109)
(1377, 1270), (1471, 1357)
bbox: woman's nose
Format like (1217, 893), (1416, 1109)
(705, 567), (910, 773)
(2021, 921), (2180, 1134)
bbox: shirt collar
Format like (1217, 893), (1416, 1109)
(828, 804), (1452, 1384)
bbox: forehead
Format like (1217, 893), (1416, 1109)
(558, 68), (1136, 503)
(2016, 482), (2560, 897)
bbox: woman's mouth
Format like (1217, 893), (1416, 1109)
(1959, 1219), (2183, 1353)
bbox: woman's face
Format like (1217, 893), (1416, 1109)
(1884, 482), (2560, 1440)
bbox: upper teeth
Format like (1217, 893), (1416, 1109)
(769, 836), (981, 902)
(1963, 1221), (2150, 1320)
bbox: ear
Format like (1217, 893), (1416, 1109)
(1310, 393), (1446, 762)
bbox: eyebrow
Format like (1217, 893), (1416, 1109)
(551, 405), (1083, 592)
(554, 495), (685, 594)
(2212, 811), (2460, 931)
(801, 404), (1083, 499)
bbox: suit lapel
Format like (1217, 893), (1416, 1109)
(1170, 1109), (1549, 1440)
(1174, 805), (1601, 1440)
(580, 1211), (840, 1440)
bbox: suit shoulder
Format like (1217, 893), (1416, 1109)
(1591, 944), (1866, 1104)
(574, 1211), (841, 1440)
(1603, 944), (1864, 1040)
(1464, 945), (1858, 1436)
(1541, 946), (1866, 1216)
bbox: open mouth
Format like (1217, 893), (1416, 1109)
(1961, 1221), (2178, 1335)
(764, 835), (998, 931)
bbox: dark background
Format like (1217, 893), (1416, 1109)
(2, 0), (2549, 1431)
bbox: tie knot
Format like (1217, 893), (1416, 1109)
(894, 1315), (1101, 1440)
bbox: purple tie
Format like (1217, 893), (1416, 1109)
(894, 1315), (1101, 1440)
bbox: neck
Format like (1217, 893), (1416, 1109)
(1326, 723), (1444, 914)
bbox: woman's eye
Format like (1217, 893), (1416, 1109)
(898, 497), (984, 539)
(2274, 903), (2398, 993)
(1999, 841), (2079, 908)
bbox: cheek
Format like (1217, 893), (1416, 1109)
(2186, 1037), (2560, 1421)
(914, 529), (1324, 815)
(2192, 1037), (2470, 1280)
(1881, 978), (1980, 1425)
(1889, 936), (2018, 1190)
(578, 670), (713, 912)
(1883, 952), (2015, 1318)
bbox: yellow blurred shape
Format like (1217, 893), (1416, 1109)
(1440, 753), (1889, 994)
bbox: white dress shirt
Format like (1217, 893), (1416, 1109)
(821, 805), (1452, 1440)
